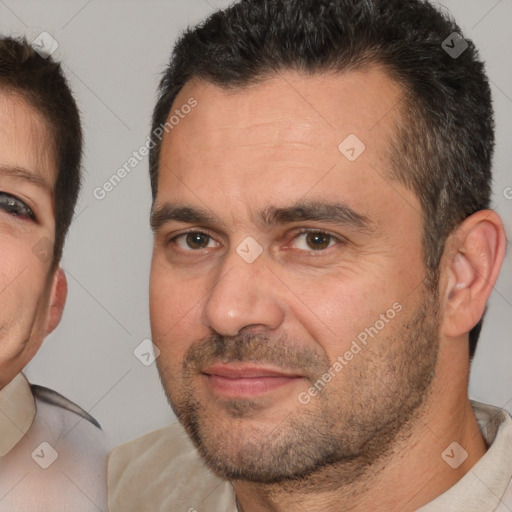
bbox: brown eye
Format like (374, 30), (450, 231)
(186, 232), (211, 249)
(171, 231), (219, 252)
(305, 232), (332, 250)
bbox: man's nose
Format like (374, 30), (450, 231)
(202, 244), (285, 337)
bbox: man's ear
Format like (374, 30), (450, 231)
(46, 267), (68, 335)
(442, 210), (506, 338)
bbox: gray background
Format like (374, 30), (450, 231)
(0, 0), (510, 447)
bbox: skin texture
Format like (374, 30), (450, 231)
(150, 68), (506, 511)
(0, 93), (66, 390)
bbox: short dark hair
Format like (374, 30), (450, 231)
(150, 0), (494, 358)
(0, 35), (82, 266)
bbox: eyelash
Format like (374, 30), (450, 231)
(168, 228), (343, 253)
(0, 191), (35, 220)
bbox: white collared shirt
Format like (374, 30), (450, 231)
(0, 373), (108, 511)
(108, 401), (512, 512)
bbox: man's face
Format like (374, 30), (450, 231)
(0, 93), (59, 388)
(150, 68), (441, 482)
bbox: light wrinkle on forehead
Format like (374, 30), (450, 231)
(170, 67), (403, 157)
(186, 96), (322, 155)
(228, 120), (319, 151)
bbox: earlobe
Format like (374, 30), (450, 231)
(46, 267), (68, 335)
(442, 210), (506, 338)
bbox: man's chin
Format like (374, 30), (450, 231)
(192, 425), (329, 484)
(172, 402), (339, 483)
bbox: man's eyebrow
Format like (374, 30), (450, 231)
(151, 201), (374, 234)
(0, 165), (52, 193)
(259, 201), (374, 232)
(150, 204), (220, 232)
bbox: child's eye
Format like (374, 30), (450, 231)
(0, 191), (35, 219)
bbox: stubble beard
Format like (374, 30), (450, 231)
(157, 289), (440, 489)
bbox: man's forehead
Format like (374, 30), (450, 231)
(154, 66), (413, 230)
(171, 66), (403, 137)
(159, 67), (404, 195)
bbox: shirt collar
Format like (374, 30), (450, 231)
(0, 373), (36, 456)
(418, 400), (512, 511)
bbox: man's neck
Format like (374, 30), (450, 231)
(232, 387), (486, 512)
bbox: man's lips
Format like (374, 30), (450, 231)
(202, 363), (304, 379)
(201, 363), (305, 397)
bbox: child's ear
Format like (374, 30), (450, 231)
(45, 267), (68, 335)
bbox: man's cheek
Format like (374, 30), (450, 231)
(152, 313), (197, 371)
(152, 314), (199, 358)
(151, 276), (201, 324)
(289, 287), (366, 339)
(158, 302), (207, 346)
